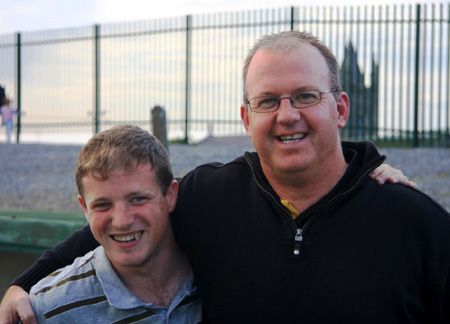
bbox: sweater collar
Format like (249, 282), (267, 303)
(244, 141), (386, 222)
(244, 141), (385, 188)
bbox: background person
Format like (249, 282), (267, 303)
(0, 98), (19, 144)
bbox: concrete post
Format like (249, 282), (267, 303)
(151, 105), (169, 153)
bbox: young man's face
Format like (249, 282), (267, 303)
(241, 43), (349, 178)
(78, 162), (178, 272)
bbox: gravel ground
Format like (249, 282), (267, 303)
(0, 137), (449, 213)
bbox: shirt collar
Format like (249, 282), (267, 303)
(94, 247), (197, 311)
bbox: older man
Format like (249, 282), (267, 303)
(1, 31), (437, 324)
(172, 31), (450, 323)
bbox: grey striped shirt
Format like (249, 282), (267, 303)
(30, 247), (202, 324)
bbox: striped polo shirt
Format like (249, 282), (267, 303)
(30, 247), (202, 324)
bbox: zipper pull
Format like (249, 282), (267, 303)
(293, 228), (303, 256)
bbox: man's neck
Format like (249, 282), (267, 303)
(263, 154), (348, 214)
(114, 240), (191, 308)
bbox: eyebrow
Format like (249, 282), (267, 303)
(87, 191), (153, 205)
(87, 197), (110, 206)
(252, 86), (317, 98)
(126, 190), (153, 197)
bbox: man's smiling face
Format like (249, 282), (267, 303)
(78, 162), (178, 273)
(241, 43), (348, 178)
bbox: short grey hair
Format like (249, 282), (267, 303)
(242, 31), (341, 100)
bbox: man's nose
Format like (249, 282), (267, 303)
(111, 203), (134, 229)
(278, 97), (295, 108)
(277, 97), (301, 123)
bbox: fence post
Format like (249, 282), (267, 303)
(290, 7), (295, 30)
(413, 4), (421, 148)
(184, 15), (192, 144)
(94, 24), (101, 134)
(151, 105), (169, 153)
(15, 32), (21, 143)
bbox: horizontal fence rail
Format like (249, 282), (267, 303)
(0, 4), (449, 147)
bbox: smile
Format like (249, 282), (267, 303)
(279, 133), (306, 144)
(112, 231), (142, 243)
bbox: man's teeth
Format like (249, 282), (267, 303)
(113, 232), (141, 243)
(279, 134), (306, 143)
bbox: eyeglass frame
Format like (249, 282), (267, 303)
(244, 88), (340, 113)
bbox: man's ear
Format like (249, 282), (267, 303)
(166, 180), (179, 213)
(336, 91), (350, 129)
(240, 103), (252, 138)
(77, 194), (88, 218)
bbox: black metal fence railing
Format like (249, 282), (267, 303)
(0, 4), (449, 147)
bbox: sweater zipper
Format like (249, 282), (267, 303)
(244, 154), (302, 254)
(244, 153), (385, 257)
(293, 228), (303, 255)
(292, 156), (387, 256)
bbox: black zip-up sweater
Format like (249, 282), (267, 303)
(13, 142), (450, 323)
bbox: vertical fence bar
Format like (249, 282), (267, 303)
(413, 4), (421, 147)
(399, 5), (405, 142)
(356, 6), (362, 139)
(421, 5), (428, 145)
(420, 5), (428, 144)
(15, 32), (21, 143)
(392, 6), (397, 141)
(384, 6), (390, 141)
(437, 4), (443, 144)
(370, 6), (377, 141)
(429, 4), (435, 146)
(363, 6), (368, 139)
(377, 6), (384, 141)
(94, 24), (100, 134)
(343, 6), (349, 138)
(184, 15), (192, 144)
(447, 3), (450, 145)
(406, 5), (413, 145)
(291, 6), (295, 30)
(329, 6), (334, 54)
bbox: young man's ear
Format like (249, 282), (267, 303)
(77, 194), (88, 216)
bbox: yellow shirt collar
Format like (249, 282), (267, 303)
(281, 199), (300, 219)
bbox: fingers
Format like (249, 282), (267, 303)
(369, 164), (394, 185)
(390, 178), (418, 189)
(369, 163), (416, 188)
(14, 289), (36, 324)
(0, 286), (37, 324)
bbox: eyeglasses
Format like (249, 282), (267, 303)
(244, 89), (339, 113)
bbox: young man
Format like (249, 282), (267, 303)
(29, 125), (201, 323)
(1, 32), (424, 324)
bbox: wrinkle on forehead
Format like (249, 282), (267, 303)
(259, 38), (307, 55)
(246, 44), (331, 98)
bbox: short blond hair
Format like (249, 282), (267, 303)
(75, 125), (173, 197)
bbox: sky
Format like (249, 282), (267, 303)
(0, 0), (444, 34)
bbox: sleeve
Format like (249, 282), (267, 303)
(445, 267), (450, 322)
(10, 225), (99, 292)
(436, 253), (450, 322)
(30, 290), (49, 324)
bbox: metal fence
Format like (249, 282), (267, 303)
(0, 4), (449, 147)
